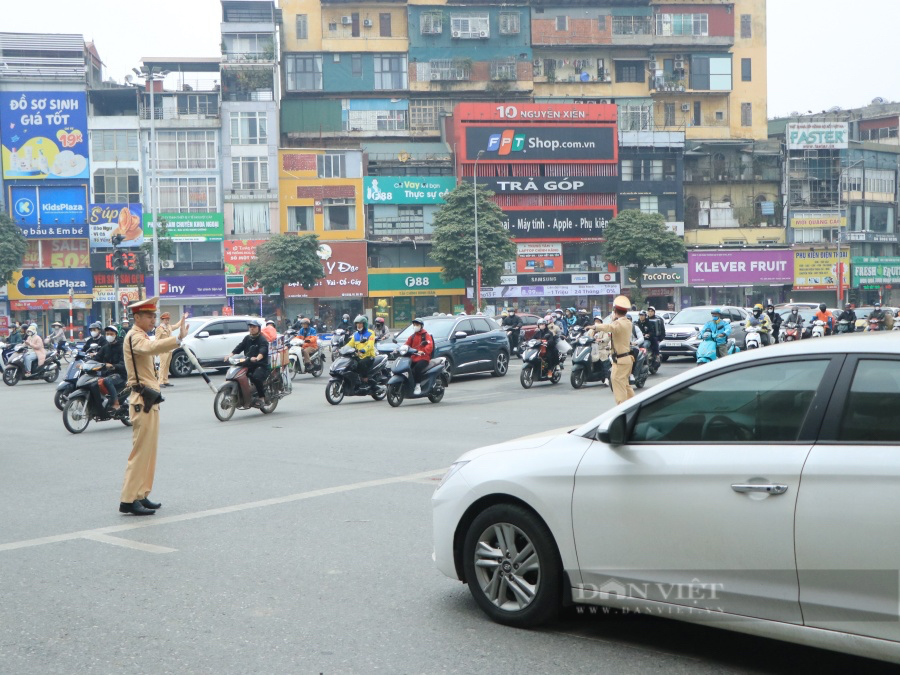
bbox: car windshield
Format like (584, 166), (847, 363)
(184, 319), (208, 335)
(670, 308), (718, 325)
(395, 319), (457, 341)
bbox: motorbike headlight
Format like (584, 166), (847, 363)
(437, 461), (469, 489)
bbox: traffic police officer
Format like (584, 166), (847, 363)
(119, 297), (188, 516)
(593, 295), (635, 405)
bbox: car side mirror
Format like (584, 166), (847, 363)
(195, 331), (210, 339)
(596, 414), (627, 446)
(453, 331), (467, 340)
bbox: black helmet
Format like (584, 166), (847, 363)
(819, 303), (827, 311)
(844, 303), (852, 310)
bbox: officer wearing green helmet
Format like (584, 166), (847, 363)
(346, 314), (376, 388)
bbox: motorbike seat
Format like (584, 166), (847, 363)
(426, 357), (446, 371)
(371, 354), (388, 371)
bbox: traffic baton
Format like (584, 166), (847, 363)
(182, 345), (218, 394)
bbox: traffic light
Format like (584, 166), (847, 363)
(112, 250), (125, 272)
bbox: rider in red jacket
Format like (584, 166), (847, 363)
(404, 317), (434, 392)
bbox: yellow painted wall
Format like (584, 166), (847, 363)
(281, 0), (324, 51)
(321, 6), (408, 52)
(729, 0), (767, 139)
(685, 228), (785, 246)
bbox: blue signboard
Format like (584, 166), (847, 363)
(0, 91), (89, 181)
(8, 267), (93, 300)
(9, 185), (88, 238)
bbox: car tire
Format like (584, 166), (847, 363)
(170, 351), (193, 378)
(443, 358), (455, 385)
(491, 351), (509, 377)
(462, 503), (561, 628)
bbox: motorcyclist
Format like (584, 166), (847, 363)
(84, 321), (105, 352)
(501, 308), (523, 353)
(346, 315), (376, 388)
(373, 317), (390, 342)
(336, 313), (353, 334)
(552, 309), (568, 337)
(292, 314), (306, 331)
(227, 319), (270, 404)
(637, 309), (662, 362)
(564, 307), (577, 332)
(296, 317), (318, 368)
(837, 303), (857, 333)
(262, 319), (278, 342)
(119, 318), (130, 338)
(97, 324), (127, 411)
(404, 317), (434, 395)
(746, 304), (773, 345)
(701, 308), (732, 358)
(814, 303), (835, 335)
(868, 302), (892, 331)
(576, 309), (591, 329)
(765, 304), (783, 343)
(23, 326), (46, 375)
(48, 322), (67, 354)
(533, 317), (559, 373)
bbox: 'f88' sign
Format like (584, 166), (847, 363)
(405, 276), (431, 288)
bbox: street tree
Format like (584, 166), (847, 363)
(431, 181), (515, 290)
(0, 212), (27, 285)
(245, 233), (326, 294)
(140, 218), (175, 267)
(603, 210), (685, 307)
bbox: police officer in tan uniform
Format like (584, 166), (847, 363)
(119, 297), (188, 516)
(593, 295), (635, 405)
(156, 311), (183, 387)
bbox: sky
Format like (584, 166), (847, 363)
(1, 0), (899, 119)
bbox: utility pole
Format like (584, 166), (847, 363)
(474, 149), (484, 312)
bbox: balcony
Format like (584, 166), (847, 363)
(140, 92), (220, 121)
(653, 35), (734, 48)
(490, 58), (517, 81)
(426, 59), (470, 82)
(684, 168), (781, 184)
(222, 51), (276, 65)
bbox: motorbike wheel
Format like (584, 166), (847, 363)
(371, 384), (386, 401)
(260, 397), (278, 414)
(325, 380), (345, 405)
(290, 359), (301, 381)
(3, 366), (20, 386)
(311, 360), (324, 378)
(54, 388), (68, 411)
(570, 369), (585, 389)
(550, 367), (562, 385)
(520, 365), (534, 389)
(635, 369), (649, 389)
(649, 358), (660, 375)
(386, 382), (404, 407)
(43, 365), (60, 383)
(63, 398), (91, 434)
(661, 355), (669, 363)
(213, 384), (237, 422)
(120, 407), (133, 427)
(428, 382), (445, 403)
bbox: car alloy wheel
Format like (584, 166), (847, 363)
(171, 351), (193, 378)
(492, 352), (509, 377)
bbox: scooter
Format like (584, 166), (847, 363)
(744, 324), (762, 350)
(324, 344), (389, 404)
(520, 337), (566, 389)
(630, 341), (650, 389)
(696, 331), (718, 365)
(867, 317), (883, 332)
(3, 345), (61, 386)
(811, 319), (827, 338)
(213, 357), (288, 421)
(570, 333), (610, 389)
(62, 361), (132, 434)
(287, 332), (324, 380)
(329, 328), (348, 362)
(642, 337), (661, 374)
(836, 319), (853, 334)
(55, 345), (101, 410)
(505, 328), (521, 357)
(782, 322), (801, 342)
(385, 344), (450, 407)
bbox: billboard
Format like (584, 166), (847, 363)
(688, 250), (794, 285)
(88, 204), (144, 248)
(790, 211), (845, 229)
(466, 126), (616, 161)
(364, 177), (455, 204)
(504, 209), (614, 240)
(147, 275), (226, 299)
(284, 242), (367, 298)
(9, 185), (88, 237)
(368, 269), (465, 297)
(7, 267), (93, 300)
(224, 239), (265, 296)
(516, 243), (562, 274)
(142, 212), (225, 242)
(475, 284), (621, 299)
(21, 239), (90, 269)
(787, 122), (849, 150)
(470, 175), (618, 194)
(793, 249), (849, 290)
(0, 91), (89, 180)
(851, 257), (900, 286)
(622, 265), (688, 288)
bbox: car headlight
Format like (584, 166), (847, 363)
(438, 461), (469, 489)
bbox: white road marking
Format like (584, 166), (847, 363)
(0, 468), (447, 555)
(81, 532), (177, 554)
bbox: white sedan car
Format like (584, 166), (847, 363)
(433, 333), (900, 664)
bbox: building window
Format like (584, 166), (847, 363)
(409, 99), (454, 131)
(233, 203), (270, 234)
(664, 102), (676, 127)
(317, 154), (346, 178)
(741, 103), (752, 127)
(232, 157), (269, 190)
(374, 54), (407, 90)
(499, 12), (521, 35)
(618, 104), (652, 131)
(230, 112), (268, 145)
(741, 14), (752, 38)
(222, 33), (274, 60)
(323, 198), (354, 230)
(640, 196), (659, 213)
(693, 101), (702, 127)
(556, 15), (568, 31)
(91, 130), (138, 162)
(612, 16), (653, 35)
(450, 15), (490, 39)
(156, 177), (218, 212)
(490, 58), (517, 81)
(376, 110), (407, 131)
(597, 15), (607, 31)
(690, 56), (732, 91)
(621, 159), (633, 181)
(656, 14), (708, 37)
(351, 54), (362, 77)
(380, 13), (392, 37)
(285, 54), (323, 91)
(287, 206), (313, 232)
(155, 130), (217, 170)
(296, 14), (308, 39)
(93, 168), (140, 202)
(615, 60), (645, 83)
(621, 159), (675, 181)
(420, 11), (443, 35)
(741, 58), (752, 82)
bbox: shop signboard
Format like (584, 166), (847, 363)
(363, 177), (455, 205)
(22, 239), (90, 269)
(142, 212), (225, 242)
(793, 249), (850, 290)
(9, 185), (88, 237)
(224, 239), (265, 295)
(516, 243), (562, 274)
(790, 211), (845, 229)
(93, 272), (144, 288)
(10, 299), (53, 311)
(786, 122), (848, 150)
(470, 176), (618, 194)
(7, 267), (93, 300)
(622, 265), (687, 288)
(504, 209), (614, 240)
(93, 287), (140, 303)
(88, 203), (144, 248)
(284, 242), (368, 298)
(688, 250), (794, 285)
(851, 257), (900, 286)
(368, 268), (465, 297)
(1, 91), (89, 180)
(146, 275), (226, 299)
(473, 284), (620, 299)
(513, 272), (618, 285)
(466, 126), (616, 161)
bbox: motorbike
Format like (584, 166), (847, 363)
(55, 345), (100, 410)
(782, 321), (801, 342)
(286, 332), (324, 380)
(385, 344), (450, 407)
(62, 361), (132, 434)
(213, 357), (288, 421)
(696, 331), (718, 364)
(629, 341), (650, 389)
(570, 333), (610, 389)
(324, 344), (389, 405)
(744, 324), (762, 350)
(3, 345), (61, 386)
(811, 319), (827, 338)
(867, 317), (883, 332)
(641, 336), (661, 375)
(836, 319), (852, 334)
(520, 337), (567, 389)
(505, 328), (522, 357)
(329, 328), (348, 362)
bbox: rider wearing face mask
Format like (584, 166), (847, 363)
(404, 317), (434, 395)
(84, 321), (105, 353)
(97, 324), (127, 411)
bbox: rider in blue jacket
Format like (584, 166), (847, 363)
(701, 308), (732, 358)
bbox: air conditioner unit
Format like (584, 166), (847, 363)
(674, 60), (685, 70)
(431, 72), (441, 80)
(681, 103), (691, 112)
(363, 19), (373, 27)
(649, 60), (659, 70)
(160, 260), (175, 269)
(341, 16), (352, 25)
(480, 30), (487, 37)
(451, 30), (460, 38)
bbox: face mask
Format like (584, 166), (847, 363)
(105, 335), (116, 343)
(90, 330), (99, 337)
(414, 325), (422, 333)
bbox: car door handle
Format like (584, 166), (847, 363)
(731, 483), (788, 495)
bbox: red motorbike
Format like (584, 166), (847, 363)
(213, 356), (287, 421)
